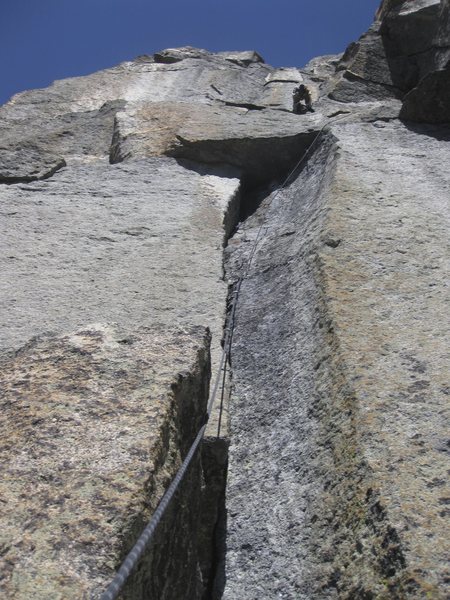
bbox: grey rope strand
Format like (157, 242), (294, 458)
(217, 281), (242, 437)
(214, 115), (350, 442)
(100, 424), (207, 600)
(99, 116), (345, 600)
(217, 352), (229, 437)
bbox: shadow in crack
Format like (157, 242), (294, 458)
(173, 130), (320, 240)
(169, 131), (317, 191)
(401, 121), (450, 142)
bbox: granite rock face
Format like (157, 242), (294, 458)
(224, 121), (450, 599)
(399, 0), (450, 122)
(1, 1), (449, 598)
(0, 324), (211, 598)
(329, 0), (450, 122)
(0, 157), (238, 359)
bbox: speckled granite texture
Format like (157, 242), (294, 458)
(0, 324), (210, 599)
(224, 122), (450, 598)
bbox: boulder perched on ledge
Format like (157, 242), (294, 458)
(0, 323), (211, 599)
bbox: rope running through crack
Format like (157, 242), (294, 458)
(99, 115), (347, 600)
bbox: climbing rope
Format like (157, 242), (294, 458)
(215, 115), (349, 436)
(99, 115), (345, 600)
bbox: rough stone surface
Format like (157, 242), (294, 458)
(224, 120), (450, 598)
(110, 101), (322, 186)
(0, 157), (239, 437)
(399, 0), (450, 122)
(0, 48), (330, 437)
(224, 139), (338, 599)
(400, 65), (450, 121)
(381, 0), (441, 57)
(0, 149), (66, 183)
(327, 0), (450, 121)
(0, 51), (281, 181)
(330, 23), (404, 102)
(0, 99), (125, 178)
(310, 120), (450, 598)
(434, 0), (450, 69)
(0, 323), (211, 599)
(0, 158), (237, 351)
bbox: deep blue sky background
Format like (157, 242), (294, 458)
(1, 0), (380, 106)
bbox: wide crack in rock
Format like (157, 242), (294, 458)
(223, 134), (338, 600)
(223, 119), (450, 598)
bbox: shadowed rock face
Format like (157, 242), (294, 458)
(329, 0), (450, 122)
(400, 66), (450, 121)
(0, 2), (449, 599)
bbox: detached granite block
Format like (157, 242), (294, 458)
(0, 323), (210, 599)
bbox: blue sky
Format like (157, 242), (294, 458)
(1, 0), (380, 105)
